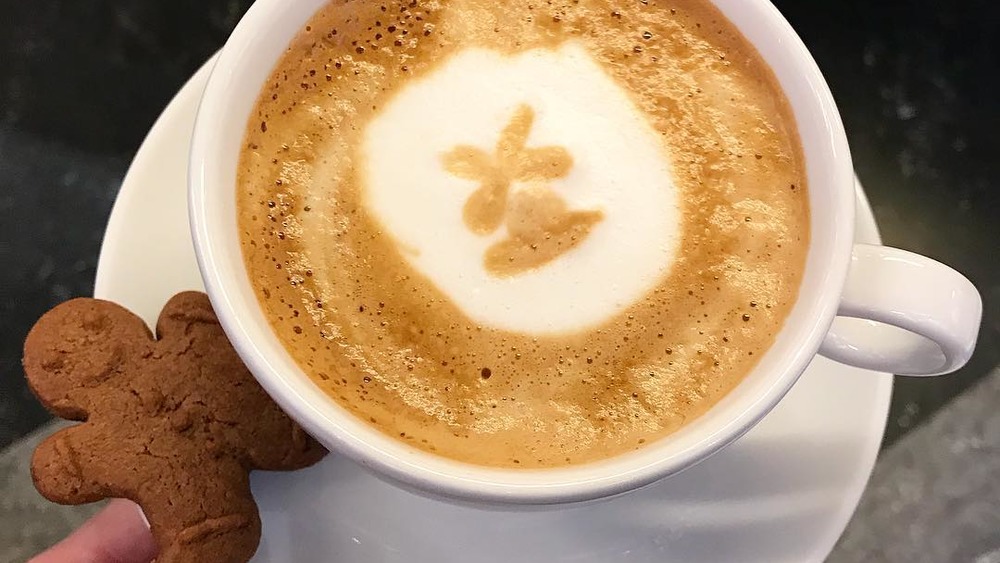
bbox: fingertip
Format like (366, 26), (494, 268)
(136, 503), (151, 530)
(31, 499), (158, 563)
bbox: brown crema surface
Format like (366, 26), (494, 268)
(237, 0), (809, 468)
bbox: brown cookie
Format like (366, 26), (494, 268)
(23, 291), (327, 563)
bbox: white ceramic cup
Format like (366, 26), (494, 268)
(189, 0), (983, 505)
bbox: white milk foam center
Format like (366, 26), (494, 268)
(362, 42), (680, 335)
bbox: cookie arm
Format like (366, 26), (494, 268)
(246, 421), (328, 471)
(157, 291), (328, 472)
(31, 426), (110, 505)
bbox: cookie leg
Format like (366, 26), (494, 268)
(140, 463), (262, 563)
(156, 511), (261, 563)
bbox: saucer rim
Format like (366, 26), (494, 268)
(94, 53), (892, 563)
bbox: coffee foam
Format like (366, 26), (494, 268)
(361, 42), (680, 335)
(237, 0), (810, 469)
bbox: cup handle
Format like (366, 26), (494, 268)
(818, 244), (982, 376)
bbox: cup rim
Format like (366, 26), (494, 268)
(189, 0), (855, 504)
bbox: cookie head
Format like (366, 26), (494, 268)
(23, 298), (152, 420)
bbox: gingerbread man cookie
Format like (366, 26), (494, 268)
(23, 292), (326, 563)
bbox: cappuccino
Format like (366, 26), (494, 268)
(237, 0), (809, 468)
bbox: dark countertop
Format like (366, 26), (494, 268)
(0, 0), (997, 557)
(776, 0), (1000, 444)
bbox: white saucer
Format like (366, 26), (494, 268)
(95, 57), (892, 563)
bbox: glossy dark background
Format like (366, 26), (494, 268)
(1, 0), (997, 457)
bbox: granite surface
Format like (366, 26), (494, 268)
(0, 0), (998, 560)
(830, 368), (1000, 563)
(0, 131), (126, 448)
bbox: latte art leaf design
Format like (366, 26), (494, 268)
(442, 104), (604, 277)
